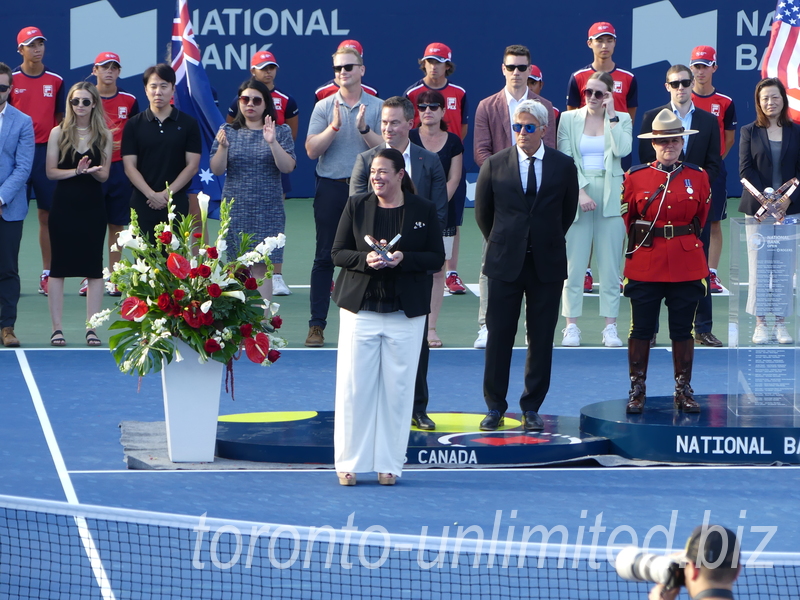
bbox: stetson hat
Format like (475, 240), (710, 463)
(637, 108), (697, 139)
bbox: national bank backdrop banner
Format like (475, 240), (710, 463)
(2, 0), (778, 198)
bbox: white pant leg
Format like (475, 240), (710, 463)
(562, 207), (593, 318)
(372, 311), (426, 477)
(594, 212), (626, 318)
(334, 309), (383, 473)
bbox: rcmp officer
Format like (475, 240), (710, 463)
(622, 109), (710, 414)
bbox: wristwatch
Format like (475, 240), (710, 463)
(359, 125), (371, 134)
(609, 116), (620, 123)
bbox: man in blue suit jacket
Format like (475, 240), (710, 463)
(0, 63), (35, 347)
(350, 96), (447, 431)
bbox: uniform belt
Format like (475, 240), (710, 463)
(650, 223), (697, 239)
(329, 177), (351, 184)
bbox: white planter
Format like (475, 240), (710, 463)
(161, 338), (223, 462)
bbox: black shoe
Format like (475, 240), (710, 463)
(694, 331), (723, 347)
(479, 410), (504, 431)
(521, 411), (544, 431)
(411, 412), (436, 430)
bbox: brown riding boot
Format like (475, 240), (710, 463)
(672, 338), (700, 413)
(626, 338), (651, 413)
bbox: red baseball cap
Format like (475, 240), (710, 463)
(528, 65), (543, 81)
(338, 40), (363, 56)
(94, 52), (121, 67)
(690, 46), (717, 66)
(17, 27), (46, 47)
(588, 22), (616, 39)
(251, 50), (278, 69)
(422, 42), (452, 63)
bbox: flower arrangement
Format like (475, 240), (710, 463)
(90, 191), (286, 378)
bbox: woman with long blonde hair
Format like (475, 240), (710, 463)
(45, 82), (112, 346)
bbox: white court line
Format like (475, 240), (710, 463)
(16, 350), (117, 600)
(67, 464), (781, 475)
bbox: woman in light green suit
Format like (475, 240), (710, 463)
(557, 71), (632, 347)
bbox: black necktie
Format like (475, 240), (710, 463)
(526, 156), (537, 203)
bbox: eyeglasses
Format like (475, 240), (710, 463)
(667, 79), (693, 89)
(512, 123), (538, 134)
(0, 84), (9, 93)
(333, 64), (361, 73)
(70, 98), (92, 107)
(504, 64), (530, 72)
(652, 137), (683, 146)
(418, 103), (441, 111)
(583, 89), (606, 100)
(238, 95), (263, 106)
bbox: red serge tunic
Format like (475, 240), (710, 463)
(621, 162), (711, 282)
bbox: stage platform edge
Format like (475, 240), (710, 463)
(580, 395), (800, 464)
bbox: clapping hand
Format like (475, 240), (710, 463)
(215, 128), (229, 148)
(76, 155), (102, 176)
(331, 98), (342, 131)
(355, 104), (367, 133)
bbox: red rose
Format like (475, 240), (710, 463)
(207, 283), (221, 298)
(167, 253), (191, 279)
(182, 301), (202, 328)
(200, 309), (214, 326)
(158, 231), (173, 245)
(234, 267), (251, 284)
(267, 349), (281, 363)
(240, 323), (253, 338)
(206, 247), (219, 259)
(157, 293), (172, 312)
(120, 297), (148, 321)
(189, 268), (199, 278)
(270, 315), (283, 329)
(198, 264), (212, 278)
(193, 232), (202, 239)
(204, 339), (221, 354)
(244, 332), (270, 363)
(244, 277), (258, 290)
(173, 289), (185, 301)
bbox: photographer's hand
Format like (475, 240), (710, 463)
(649, 584), (680, 600)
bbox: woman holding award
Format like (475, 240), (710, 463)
(739, 78), (800, 345)
(331, 148), (444, 486)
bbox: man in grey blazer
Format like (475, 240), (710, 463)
(350, 95), (447, 431)
(0, 63), (35, 347)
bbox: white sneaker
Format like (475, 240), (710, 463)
(752, 323), (769, 345)
(602, 323), (623, 347)
(774, 322), (794, 344)
(561, 323), (581, 347)
(474, 325), (488, 349)
(272, 274), (291, 296)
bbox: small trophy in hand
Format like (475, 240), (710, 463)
(741, 177), (799, 223)
(364, 233), (401, 260)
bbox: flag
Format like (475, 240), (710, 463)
(171, 0), (225, 216)
(762, 0), (800, 122)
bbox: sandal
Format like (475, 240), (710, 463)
(337, 472), (356, 486)
(50, 330), (66, 347)
(378, 473), (397, 486)
(427, 328), (442, 348)
(85, 330), (101, 347)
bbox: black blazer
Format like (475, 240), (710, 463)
(739, 121), (800, 216)
(474, 145), (579, 283)
(639, 104), (722, 184)
(331, 192), (445, 317)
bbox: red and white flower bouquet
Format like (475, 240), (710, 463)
(90, 192), (286, 377)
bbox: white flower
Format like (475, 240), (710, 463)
(88, 308), (113, 329)
(221, 328), (233, 341)
(237, 251), (261, 266)
(170, 236), (180, 251)
(200, 300), (213, 314)
(221, 290), (245, 302)
(190, 257), (198, 268)
(109, 244), (119, 253)
(198, 248), (207, 256)
(168, 212), (176, 222)
(152, 318), (168, 334)
(255, 233), (286, 258)
(132, 258), (150, 275)
(102, 267), (112, 279)
(116, 229), (140, 250)
(217, 239), (228, 253)
(269, 302), (280, 315)
(197, 192), (210, 219)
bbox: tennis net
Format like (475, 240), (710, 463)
(0, 494), (797, 599)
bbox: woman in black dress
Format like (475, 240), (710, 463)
(45, 82), (112, 346)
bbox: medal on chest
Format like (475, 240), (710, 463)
(684, 179), (694, 195)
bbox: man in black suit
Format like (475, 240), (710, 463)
(639, 64), (722, 347)
(350, 95), (447, 431)
(475, 99), (579, 431)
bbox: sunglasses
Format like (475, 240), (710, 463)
(238, 95), (263, 106)
(667, 79), (693, 89)
(0, 84), (10, 93)
(70, 98), (92, 107)
(652, 137), (683, 146)
(333, 63), (361, 73)
(512, 123), (538, 134)
(418, 103), (441, 111)
(583, 89), (606, 100)
(504, 64), (530, 72)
